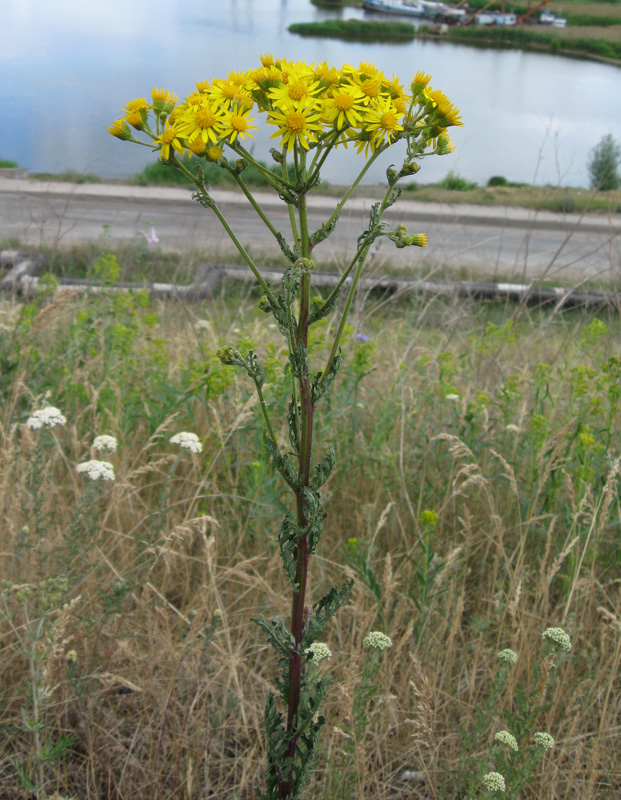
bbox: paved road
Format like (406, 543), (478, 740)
(1, 177), (620, 283)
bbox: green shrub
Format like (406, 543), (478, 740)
(440, 171), (478, 191)
(132, 156), (294, 188)
(588, 133), (621, 191)
(0, 158), (19, 168)
(488, 175), (509, 187)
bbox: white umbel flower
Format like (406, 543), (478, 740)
(533, 732), (555, 750)
(495, 730), (518, 751)
(363, 631), (393, 651)
(26, 406), (67, 430)
(482, 772), (506, 793)
(542, 627), (572, 652)
(77, 460), (115, 481)
(170, 432), (203, 453)
(93, 435), (118, 453)
(497, 648), (518, 665)
(305, 642), (332, 665)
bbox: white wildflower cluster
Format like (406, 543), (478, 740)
(542, 627), (572, 652)
(363, 631), (393, 651)
(170, 431), (203, 453)
(26, 406), (67, 430)
(533, 731), (555, 751)
(495, 730), (518, 751)
(445, 393), (460, 402)
(305, 642), (332, 666)
(92, 435), (118, 453)
(77, 460), (115, 481)
(505, 423), (520, 433)
(497, 648), (518, 665)
(482, 771), (506, 793)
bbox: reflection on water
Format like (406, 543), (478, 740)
(1, 0), (619, 186)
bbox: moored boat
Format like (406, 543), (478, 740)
(363, 0), (449, 19)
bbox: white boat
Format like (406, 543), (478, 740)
(540, 9), (567, 26)
(363, 0), (449, 19)
(476, 11), (516, 25)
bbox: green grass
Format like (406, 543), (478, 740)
(30, 168), (101, 184)
(131, 155), (295, 189)
(288, 19), (416, 41)
(442, 24), (621, 63)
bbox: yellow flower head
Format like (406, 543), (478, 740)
(211, 78), (254, 111)
(268, 65), (321, 111)
(268, 102), (323, 152)
(178, 99), (226, 145)
(412, 71), (432, 90)
(358, 61), (383, 80)
(196, 80), (211, 93)
(185, 92), (204, 107)
(260, 52), (274, 67)
(221, 108), (258, 143)
(427, 89), (463, 127)
(363, 97), (404, 147)
(188, 137), (206, 157)
(359, 77), (382, 104)
(152, 88), (178, 114)
(207, 145), (224, 162)
(107, 119), (132, 140)
(155, 122), (185, 161)
(383, 74), (408, 102)
(314, 61), (341, 87)
(321, 85), (365, 131)
(436, 132), (456, 155)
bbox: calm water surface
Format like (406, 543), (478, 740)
(2, 0), (620, 186)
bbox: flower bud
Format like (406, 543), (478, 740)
(258, 295), (272, 313)
(207, 145), (224, 162)
(399, 161), (420, 177)
(436, 133), (456, 156)
(216, 345), (242, 365)
(107, 119), (132, 141)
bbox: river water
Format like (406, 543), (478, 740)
(1, 0), (619, 187)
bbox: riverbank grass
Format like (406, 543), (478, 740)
(289, 19), (416, 41)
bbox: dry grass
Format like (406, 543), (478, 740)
(0, 283), (620, 799)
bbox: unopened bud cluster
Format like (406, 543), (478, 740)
(542, 627), (572, 652)
(363, 631), (393, 651)
(305, 642), (332, 665)
(495, 730), (518, 751)
(482, 771), (506, 793)
(533, 731), (555, 750)
(497, 648), (518, 665)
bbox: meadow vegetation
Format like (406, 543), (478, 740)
(1, 265), (620, 798)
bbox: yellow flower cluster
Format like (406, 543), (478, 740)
(108, 55), (462, 163)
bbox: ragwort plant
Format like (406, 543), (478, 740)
(109, 55), (462, 800)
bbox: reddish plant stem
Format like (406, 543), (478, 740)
(280, 262), (314, 800)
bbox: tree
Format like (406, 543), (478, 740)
(587, 133), (621, 191)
